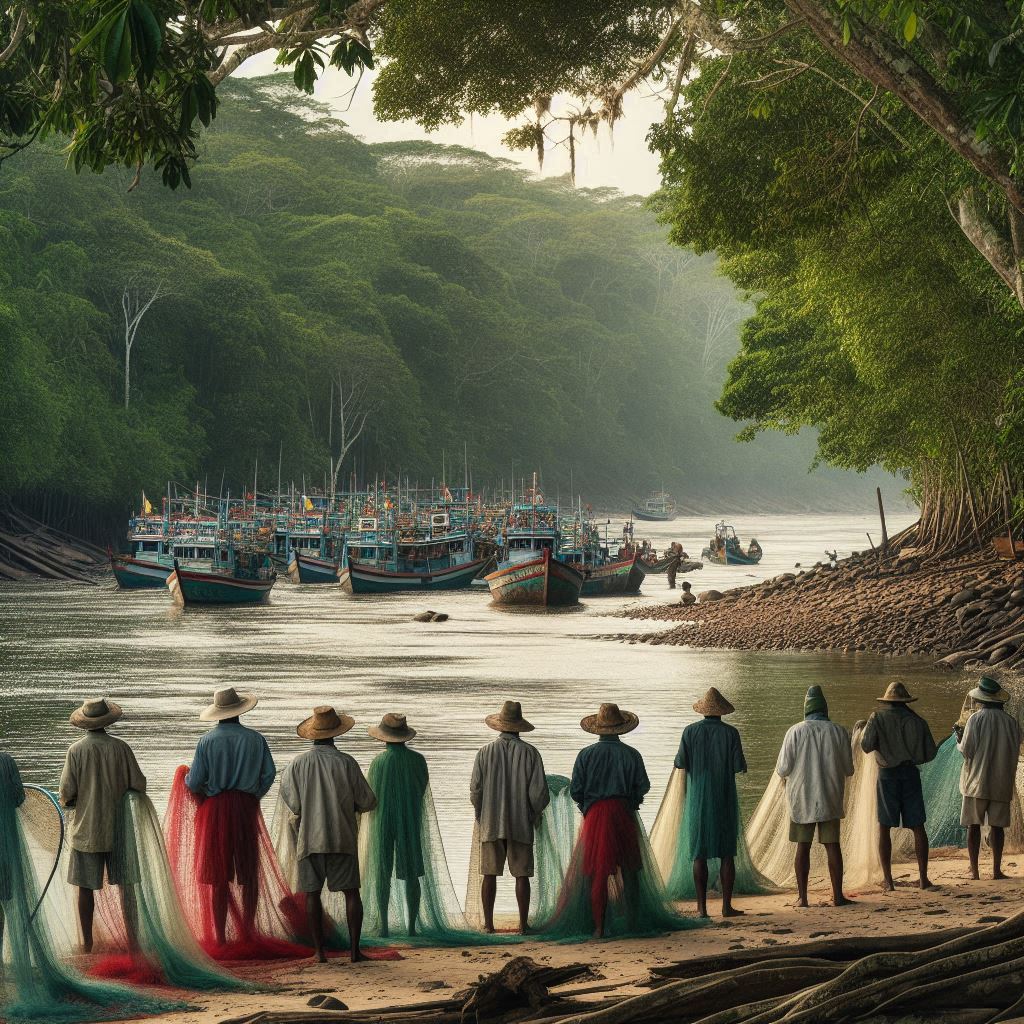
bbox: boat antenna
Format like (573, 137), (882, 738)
(277, 441), (283, 506)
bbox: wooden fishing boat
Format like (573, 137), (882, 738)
(701, 522), (763, 566)
(289, 550), (344, 584)
(579, 554), (646, 597)
(632, 491), (678, 522)
(485, 547), (583, 606)
(342, 555), (489, 593)
(109, 551), (174, 589)
(168, 557), (276, 606)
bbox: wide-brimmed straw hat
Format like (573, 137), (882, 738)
(297, 705), (355, 740)
(877, 681), (917, 704)
(200, 686), (259, 722)
(581, 702), (639, 736)
(969, 676), (1011, 705)
(70, 698), (123, 731)
(368, 713), (417, 743)
(693, 687), (735, 717)
(485, 700), (535, 733)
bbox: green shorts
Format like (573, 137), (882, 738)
(68, 849), (139, 890)
(789, 819), (841, 844)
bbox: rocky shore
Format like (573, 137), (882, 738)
(623, 549), (1024, 670)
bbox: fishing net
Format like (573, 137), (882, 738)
(464, 774), (580, 930)
(534, 797), (700, 941)
(650, 768), (776, 898)
(0, 759), (179, 1022)
(86, 790), (247, 990)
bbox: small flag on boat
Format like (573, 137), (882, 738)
(304, 495), (314, 511)
(442, 486), (453, 503)
(142, 492), (153, 515)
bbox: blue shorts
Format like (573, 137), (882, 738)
(876, 764), (926, 829)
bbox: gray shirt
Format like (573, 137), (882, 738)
(59, 730), (146, 853)
(470, 732), (550, 845)
(776, 718), (854, 823)
(958, 706), (1022, 803)
(279, 742), (377, 860)
(860, 705), (937, 769)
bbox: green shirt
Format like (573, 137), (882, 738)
(570, 735), (650, 814)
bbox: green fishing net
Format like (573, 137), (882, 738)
(920, 732), (967, 849)
(0, 754), (181, 1022)
(651, 768), (776, 899)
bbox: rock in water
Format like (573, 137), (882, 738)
(413, 610), (436, 622)
(431, 612), (449, 622)
(699, 590), (723, 603)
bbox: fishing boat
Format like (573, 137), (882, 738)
(559, 515), (646, 596)
(485, 495), (583, 606)
(701, 521), (764, 565)
(167, 534), (277, 606)
(111, 501), (218, 588)
(631, 491), (678, 522)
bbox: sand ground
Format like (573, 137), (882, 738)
(111, 850), (1024, 1023)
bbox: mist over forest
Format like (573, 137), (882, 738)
(0, 76), (898, 532)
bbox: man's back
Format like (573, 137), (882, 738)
(470, 733), (548, 844)
(861, 704), (937, 768)
(777, 719), (853, 823)
(570, 735), (649, 814)
(186, 720), (275, 798)
(676, 718), (746, 781)
(959, 706), (1022, 802)
(59, 732), (146, 852)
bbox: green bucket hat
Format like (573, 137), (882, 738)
(804, 685), (827, 718)
(969, 676), (1010, 705)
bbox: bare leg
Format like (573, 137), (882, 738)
(306, 890), (326, 962)
(377, 874), (391, 938)
(824, 843), (853, 905)
(514, 876), (530, 934)
(911, 825), (933, 889)
(967, 824), (981, 880)
(591, 873), (608, 939)
(344, 888), (366, 962)
(624, 870), (640, 934)
(693, 858), (709, 918)
(212, 883), (229, 945)
(78, 887), (95, 953)
(794, 842), (811, 907)
(405, 877), (421, 936)
(481, 875), (497, 934)
(720, 857), (743, 917)
(120, 884), (140, 952)
(878, 826), (894, 891)
(0, 903), (5, 958)
(241, 881), (258, 936)
(992, 826), (1007, 880)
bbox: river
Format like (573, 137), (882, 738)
(0, 512), (971, 893)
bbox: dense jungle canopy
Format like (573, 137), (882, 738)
(0, 77), (880, 532)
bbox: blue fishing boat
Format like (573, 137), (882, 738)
(111, 502), (218, 588)
(631, 491), (678, 522)
(559, 515), (646, 596)
(701, 521), (763, 565)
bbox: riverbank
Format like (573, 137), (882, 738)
(133, 851), (1016, 1023)
(622, 548), (1024, 668)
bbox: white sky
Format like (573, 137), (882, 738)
(240, 57), (665, 195)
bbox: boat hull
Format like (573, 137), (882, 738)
(110, 554), (173, 589)
(341, 557), (489, 594)
(632, 509), (677, 522)
(702, 548), (763, 566)
(485, 550), (583, 606)
(290, 552), (342, 584)
(578, 556), (646, 596)
(168, 564), (275, 605)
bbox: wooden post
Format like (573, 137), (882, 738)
(877, 487), (889, 554)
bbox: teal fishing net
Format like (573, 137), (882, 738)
(0, 755), (180, 1022)
(920, 732), (967, 849)
(651, 768), (776, 899)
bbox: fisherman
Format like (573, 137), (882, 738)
(860, 682), (937, 890)
(679, 580), (696, 607)
(667, 542), (683, 589)
(570, 703), (649, 938)
(470, 700), (549, 934)
(364, 713), (427, 937)
(184, 686), (276, 947)
(59, 698), (146, 953)
(675, 687), (746, 918)
(0, 751), (24, 954)
(955, 676), (1022, 881)
(280, 706), (377, 962)
(776, 685), (854, 907)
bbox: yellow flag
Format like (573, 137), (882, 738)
(304, 496), (314, 511)
(142, 492), (153, 515)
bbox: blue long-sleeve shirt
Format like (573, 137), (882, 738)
(570, 735), (650, 815)
(185, 720), (276, 798)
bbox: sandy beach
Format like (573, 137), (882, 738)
(119, 850), (1021, 1023)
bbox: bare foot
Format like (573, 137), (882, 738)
(591, 929), (605, 940)
(881, 879), (896, 892)
(722, 906), (745, 918)
(519, 925), (532, 936)
(483, 925), (496, 934)
(968, 867), (980, 880)
(794, 898), (809, 908)
(315, 950), (327, 964)
(994, 870), (1009, 880)
(834, 896), (856, 907)
(920, 879), (937, 891)
(350, 949), (369, 963)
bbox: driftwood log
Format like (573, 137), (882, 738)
(0, 504), (107, 583)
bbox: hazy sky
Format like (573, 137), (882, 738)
(241, 58), (665, 195)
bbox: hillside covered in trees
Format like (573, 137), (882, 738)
(0, 76), (888, 534)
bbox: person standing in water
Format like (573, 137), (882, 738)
(59, 698), (146, 953)
(280, 705), (377, 962)
(676, 687), (746, 918)
(570, 703), (650, 938)
(470, 701), (549, 934)
(185, 687), (276, 947)
(955, 676), (1022, 881)
(776, 685), (854, 907)
(860, 682), (937, 890)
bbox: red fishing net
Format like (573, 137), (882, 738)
(580, 798), (641, 911)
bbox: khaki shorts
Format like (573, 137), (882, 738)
(789, 819), (841, 845)
(68, 849), (139, 890)
(480, 839), (534, 878)
(961, 797), (1011, 828)
(297, 853), (360, 893)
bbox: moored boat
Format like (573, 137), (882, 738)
(701, 521), (763, 565)
(290, 550), (344, 584)
(485, 547), (583, 606)
(343, 555), (489, 593)
(168, 541), (277, 605)
(579, 554), (646, 596)
(632, 490), (678, 522)
(109, 551), (174, 588)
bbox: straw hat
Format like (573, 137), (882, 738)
(485, 700), (535, 733)
(969, 676), (1011, 705)
(877, 681), (917, 704)
(200, 686), (258, 722)
(297, 705), (355, 740)
(581, 702), (639, 736)
(70, 698), (123, 731)
(368, 713), (417, 743)
(692, 687), (735, 717)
